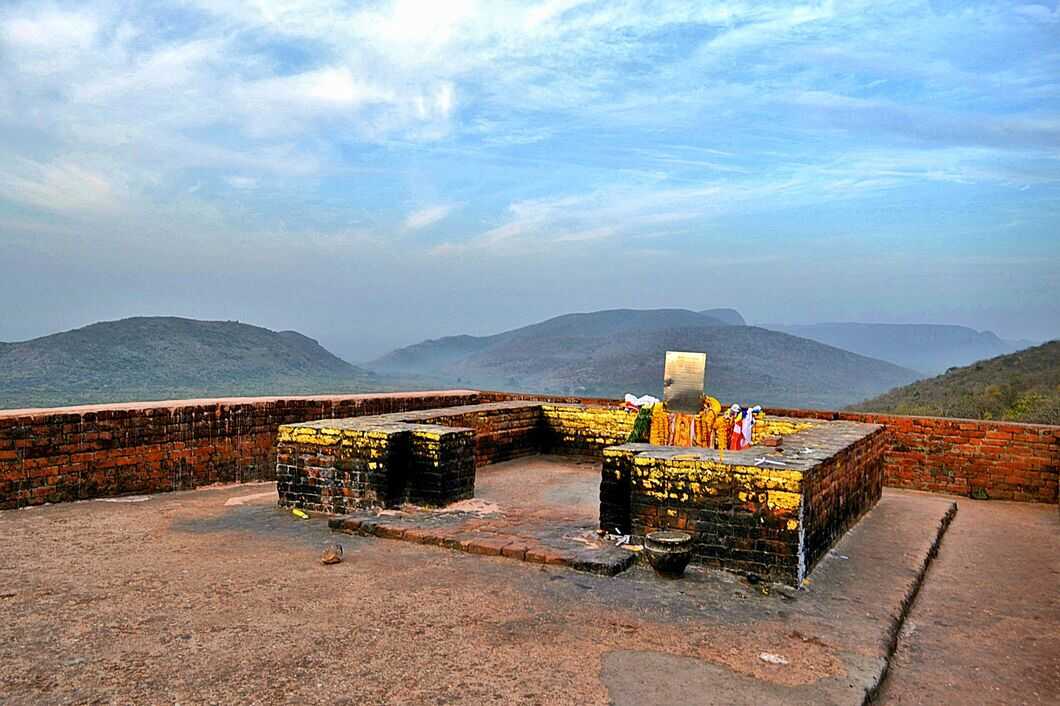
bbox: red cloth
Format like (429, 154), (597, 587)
(729, 420), (743, 450)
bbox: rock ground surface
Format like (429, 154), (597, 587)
(331, 456), (636, 574)
(878, 497), (1060, 705)
(0, 458), (1053, 705)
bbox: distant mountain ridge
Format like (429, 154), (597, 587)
(374, 308), (734, 373)
(0, 317), (378, 409)
(372, 309), (921, 409)
(760, 322), (1030, 374)
(851, 340), (1060, 424)
(699, 308), (746, 326)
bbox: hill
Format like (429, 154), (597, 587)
(850, 340), (1060, 424)
(374, 308), (732, 372)
(760, 322), (1028, 374)
(371, 309), (921, 409)
(0, 317), (380, 409)
(699, 308), (746, 326)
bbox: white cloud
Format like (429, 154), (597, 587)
(241, 66), (395, 110)
(1, 1), (1057, 264)
(404, 203), (460, 230)
(437, 139), (1053, 256)
(2, 8), (98, 50)
(1, 7), (100, 76)
(0, 158), (125, 214)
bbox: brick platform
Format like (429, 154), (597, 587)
(601, 419), (887, 584)
(276, 401), (543, 512)
(276, 401), (798, 513)
(279, 402), (885, 583)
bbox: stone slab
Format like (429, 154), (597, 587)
(330, 510), (637, 576)
(878, 498), (1060, 705)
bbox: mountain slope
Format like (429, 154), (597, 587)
(373, 308), (731, 373)
(699, 308), (746, 326)
(372, 310), (921, 409)
(0, 317), (378, 409)
(850, 340), (1060, 424)
(760, 322), (1026, 374)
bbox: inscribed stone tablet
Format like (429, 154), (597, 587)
(663, 351), (706, 414)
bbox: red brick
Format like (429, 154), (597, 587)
(525, 545), (572, 565)
(466, 537), (510, 556)
(501, 542), (529, 560)
(374, 523), (406, 540)
(335, 518), (363, 533)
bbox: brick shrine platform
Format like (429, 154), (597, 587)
(602, 419), (887, 584)
(328, 455), (637, 576)
(278, 401), (886, 583)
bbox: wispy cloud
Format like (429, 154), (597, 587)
(0, 158), (125, 214)
(403, 203), (460, 230)
(1, 0), (1058, 348)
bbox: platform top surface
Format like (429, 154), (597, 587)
(608, 419), (883, 472)
(282, 400), (547, 432)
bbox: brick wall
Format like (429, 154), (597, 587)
(0, 391), (478, 510)
(400, 403), (543, 466)
(275, 402), (547, 511)
(277, 424), (476, 513)
(408, 427), (476, 505)
(277, 428), (411, 513)
(538, 403), (636, 456)
(620, 451), (809, 583)
(2, 390), (1057, 509)
(602, 421), (886, 584)
(767, 408), (1059, 503)
(801, 426), (888, 572)
(485, 391), (1059, 505)
(599, 445), (635, 534)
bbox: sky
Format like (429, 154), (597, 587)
(1, 0), (1058, 362)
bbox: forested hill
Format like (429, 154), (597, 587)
(0, 317), (378, 409)
(850, 340), (1060, 424)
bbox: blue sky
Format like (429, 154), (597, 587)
(1, 0), (1058, 360)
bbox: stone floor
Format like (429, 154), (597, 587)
(2, 474), (1033, 704)
(878, 497), (1060, 705)
(329, 456), (635, 575)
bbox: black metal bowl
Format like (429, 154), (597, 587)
(643, 530), (693, 578)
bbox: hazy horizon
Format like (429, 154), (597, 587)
(2, 1), (1058, 360)
(0, 308), (1050, 365)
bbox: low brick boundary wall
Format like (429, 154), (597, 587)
(0, 391), (478, 509)
(766, 408), (1059, 503)
(2, 389), (1057, 509)
(403, 403), (543, 466)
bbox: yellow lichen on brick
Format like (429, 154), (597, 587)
(753, 417), (817, 440)
(277, 425), (342, 446)
(766, 490), (802, 511)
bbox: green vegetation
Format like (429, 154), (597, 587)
(0, 317), (383, 409)
(850, 341), (1060, 424)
